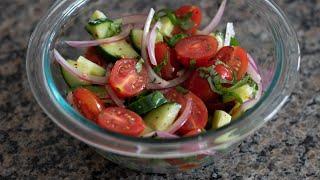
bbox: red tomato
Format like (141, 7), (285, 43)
(213, 46), (249, 80)
(97, 107), (145, 137)
(175, 35), (218, 67)
(214, 64), (233, 81)
(185, 71), (219, 102)
(164, 89), (208, 135)
(184, 129), (203, 137)
(109, 59), (148, 98)
(175, 5), (202, 34)
(154, 42), (177, 80)
(84, 47), (107, 68)
(73, 88), (105, 122)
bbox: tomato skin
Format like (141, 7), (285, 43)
(183, 129), (203, 137)
(164, 89), (208, 135)
(109, 59), (148, 98)
(154, 42), (177, 80)
(213, 46), (249, 80)
(97, 107), (145, 137)
(175, 5), (202, 34)
(84, 47), (107, 68)
(214, 64), (233, 81)
(177, 92), (208, 135)
(231, 47), (249, 80)
(73, 88), (105, 122)
(175, 35), (218, 67)
(185, 71), (219, 102)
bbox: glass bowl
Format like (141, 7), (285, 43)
(26, 0), (300, 173)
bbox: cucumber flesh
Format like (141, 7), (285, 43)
(159, 17), (174, 37)
(144, 103), (181, 131)
(98, 40), (139, 61)
(61, 60), (90, 88)
(128, 91), (168, 115)
(90, 10), (107, 20)
(130, 29), (163, 51)
(223, 84), (254, 103)
(86, 11), (121, 39)
(77, 56), (106, 76)
(211, 110), (232, 130)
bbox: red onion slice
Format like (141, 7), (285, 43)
(53, 49), (107, 85)
(198, 0), (227, 35)
(105, 85), (125, 108)
(247, 55), (262, 83)
(66, 92), (75, 107)
(141, 8), (155, 62)
(156, 131), (179, 139)
(147, 70), (191, 90)
(166, 97), (193, 134)
(65, 25), (132, 48)
(118, 14), (148, 25)
(147, 21), (161, 66)
(247, 53), (259, 71)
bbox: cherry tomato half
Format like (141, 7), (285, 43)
(154, 42), (177, 80)
(164, 89), (208, 135)
(213, 46), (249, 80)
(214, 64), (233, 81)
(73, 88), (105, 122)
(175, 5), (202, 34)
(184, 71), (219, 102)
(97, 107), (145, 137)
(175, 35), (218, 67)
(109, 59), (148, 98)
(84, 47), (107, 68)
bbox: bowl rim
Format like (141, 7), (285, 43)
(27, 0), (300, 158)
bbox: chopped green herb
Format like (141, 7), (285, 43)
(166, 34), (188, 47)
(153, 53), (168, 74)
(230, 37), (240, 46)
(190, 59), (197, 68)
(176, 86), (189, 94)
(179, 12), (195, 30)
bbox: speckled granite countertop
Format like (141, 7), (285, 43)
(0, 0), (319, 179)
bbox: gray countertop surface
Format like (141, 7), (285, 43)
(0, 0), (319, 179)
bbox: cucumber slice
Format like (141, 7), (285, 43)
(98, 40), (139, 61)
(90, 10), (107, 20)
(128, 91), (168, 115)
(86, 11), (121, 39)
(159, 17), (174, 37)
(211, 110), (232, 130)
(61, 60), (90, 88)
(223, 84), (254, 103)
(144, 103), (181, 131)
(77, 56), (106, 76)
(130, 29), (163, 51)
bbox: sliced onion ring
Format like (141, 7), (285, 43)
(198, 0), (227, 35)
(247, 54), (261, 83)
(247, 53), (258, 72)
(147, 70), (192, 90)
(166, 97), (193, 134)
(141, 8), (155, 62)
(53, 49), (107, 85)
(105, 85), (125, 108)
(65, 25), (132, 48)
(148, 21), (162, 66)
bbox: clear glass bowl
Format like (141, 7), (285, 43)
(26, 0), (300, 173)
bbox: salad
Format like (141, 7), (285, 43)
(54, 1), (262, 138)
